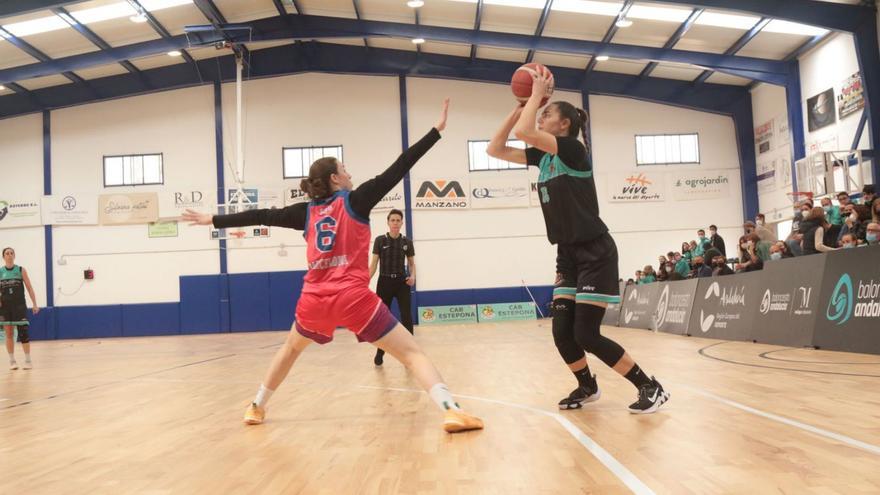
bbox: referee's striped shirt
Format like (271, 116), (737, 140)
(372, 233), (415, 277)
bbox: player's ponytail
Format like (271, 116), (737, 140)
(553, 101), (592, 158)
(300, 157), (339, 201)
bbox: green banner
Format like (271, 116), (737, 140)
(477, 302), (537, 322)
(418, 305), (478, 325)
(148, 221), (179, 238)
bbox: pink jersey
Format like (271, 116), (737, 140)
(302, 190), (372, 295)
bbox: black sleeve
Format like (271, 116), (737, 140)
(212, 203), (307, 231)
(372, 236), (382, 255)
(407, 238), (415, 257)
(555, 136), (590, 171)
(349, 128), (442, 218)
(525, 147), (544, 167)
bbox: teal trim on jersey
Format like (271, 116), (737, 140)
(575, 293), (621, 304)
(0, 321), (28, 326)
(0, 265), (22, 281)
(537, 154), (593, 183)
(552, 287), (576, 297)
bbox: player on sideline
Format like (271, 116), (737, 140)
(487, 68), (669, 414)
(1, 247), (40, 370)
(182, 99), (483, 433)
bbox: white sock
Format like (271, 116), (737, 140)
(254, 384), (274, 408)
(8, 353), (14, 363)
(429, 383), (461, 411)
(24, 354), (31, 363)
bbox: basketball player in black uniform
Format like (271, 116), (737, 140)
(1, 247), (40, 370)
(487, 67), (669, 413)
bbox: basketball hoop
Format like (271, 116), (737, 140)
(786, 191), (814, 206)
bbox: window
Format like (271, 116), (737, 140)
(103, 154), (163, 187)
(283, 146), (343, 179)
(468, 140), (527, 171)
(635, 134), (700, 165)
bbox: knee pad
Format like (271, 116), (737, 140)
(17, 325), (29, 344)
(551, 298), (583, 364)
(574, 304), (624, 367)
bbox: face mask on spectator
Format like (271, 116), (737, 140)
(709, 230), (716, 236)
(770, 252), (782, 261)
(843, 242), (855, 249)
(823, 206), (831, 213)
(867, 232), (879, 244)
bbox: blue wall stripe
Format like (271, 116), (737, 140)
(213, 78), (228, 275)
(43, 109), (54, 309)
(398, 74), (419, 325)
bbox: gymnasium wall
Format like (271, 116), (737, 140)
(1, 71), (746, 336)
(50, 86), (219, 306)
(0, 113), (47, 307)
(750, 83), (794, 222)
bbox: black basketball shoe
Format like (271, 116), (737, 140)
(558, 375), (601, 410)
(627, 377), (670, 414)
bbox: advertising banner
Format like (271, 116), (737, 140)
(98, 192), (159, 225)
(418, 305), (478, 325)
(477, 302), (536, 322)
(41, 193), (98, 225)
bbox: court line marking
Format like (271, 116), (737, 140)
(677, 384), (880, 457)
(359, 385), (655, 495)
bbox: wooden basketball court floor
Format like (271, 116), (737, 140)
(2, 321), (879, 494)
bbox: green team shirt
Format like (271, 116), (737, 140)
(0, 265), (25, 305)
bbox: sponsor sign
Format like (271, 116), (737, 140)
(413, 179), (469, 209)
(41, 193), (98, 225)
(775, 114), (790, 146)
(690, 272), (763, 341)
(470, 176), (529, 209)
(670, 171), (732, 202)
(838, 72), (864, 120)
(148, 221), (179, 238)
(608, 172), (665, 203)
(285, 187), (310, 206)
(374, 184), (405, 211)
(619, 283), (662, 330)
(776, 158), (793, 188)
(751, 255), (825, 347)
(812, 246), (880, 354)
(806, 88), (836, 132)
(0, 197), (41, 229)
(754, 119), (774, 155)
(159, 190), (208, 219)
(601, 281), (626, 326)
(654, 279), (698, 335)
(418, 305), (478, 325)
(477, 302), (536, 322)
(98, 193), (159, 225)
(757, 160), (776, 194)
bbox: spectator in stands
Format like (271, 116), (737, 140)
(873, 199), (880, 223)
(863, 184), (876, 209)
(746, 218), (777, 243)
(626, 279), (635, 286)
(708, 224), (726, 257)
(840, 233), (858, 249)
(695, 229), (709, 256)
(658, 255), (667, 266)
(769, 242), (784, 261)
(634, 270), (643, 283)
(838, 204), (866, 245)
(688, 240), (699, 256)
(681, 242), (693, 263)
(866, 222), (880, 246)
(656, 264), (668, 282)
(822, 197), (843, 226)
(693, 255), (713, 278)
(711, 254), (734, 276)
(801, 206), (838, 255)
(639, 265), (656, 284)
(673, 252), (690, 278)
(837, 191), (852, 209)
(772, 241), (795, 259)
(735, 235), (763, 272)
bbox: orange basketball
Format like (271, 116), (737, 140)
(511, 63), (554, 106)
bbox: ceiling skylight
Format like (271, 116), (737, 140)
(694, 11), (760, 30)
(763, 19), (828, 36)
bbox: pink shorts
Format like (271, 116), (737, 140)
(294, 287), (399, 344)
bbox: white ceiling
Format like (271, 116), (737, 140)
(0, 0), (837, 93)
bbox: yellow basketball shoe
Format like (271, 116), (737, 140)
(243, 403), (265, 425)
(443, 409), (484, 433)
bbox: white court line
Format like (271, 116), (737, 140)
(359, 385), (655, 495)
(680, 384), (880, 457)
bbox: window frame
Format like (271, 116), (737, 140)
(467, 139), (528, 172)
(634, 133), (701, 166)
(282, 145), (345, 179)
(102, 153), (164, 188)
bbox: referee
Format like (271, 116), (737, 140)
(369, 209), (416, 366)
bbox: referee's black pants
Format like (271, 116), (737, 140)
(375, 275), (414, 359)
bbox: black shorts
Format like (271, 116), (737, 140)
(0, 302), (28, 326)
(554, 232), (621, 305)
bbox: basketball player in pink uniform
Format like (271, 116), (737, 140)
(183, 99), (482, 433)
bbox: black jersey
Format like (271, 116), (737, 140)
(526, 136), (608, 245)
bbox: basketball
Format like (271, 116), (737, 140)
(511, 63), (554, 106)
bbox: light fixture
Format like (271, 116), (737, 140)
(407, 0), (425, 7)
(595, 55), (609, 61)
(614, 18), (632, 28)
(0, 85), (6, 91)
(411, 37), (425, 44)
(130, 13), (148, 23)
(167, 50), (182, 56)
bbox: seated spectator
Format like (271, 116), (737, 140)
(634, 270), (643, 284)
(708, 224), (726, 257)
(785, 200), (811, 256)
(673, 253), (690, 278)
(837, 204), (866, 245)
(689, 240), (699, 256)
(639, 265), (657, 284)
(801, 206), (838, 255)
(695, 229), (708, 257)
(822, 196), (843, 225)
(711, 254), (734, 276)
(626, 278), (635, 286)
(837, 191), (852, 210)
(735, 235), (764, 272)
(746, 219), (777, 243)
(770, 241), (794, 260)
(703, 246), (723, 263)
(866, 222), (880, 246)
(657, 262), (669, 282)
(666, 251), (675, 260)
(693, 255), (713, 278)
(681, 242), (693, 262)
(840, 233), (858, 249)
